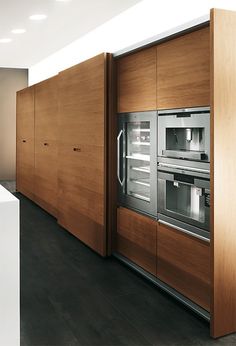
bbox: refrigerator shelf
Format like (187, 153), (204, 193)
(130, 192), (150, 202)
(126, 154), (150, 162)
(131, 179), (150, 187)
(132, 142), (150, 146)
(132, 129), (150, 133)
(131, 166), (150, 173)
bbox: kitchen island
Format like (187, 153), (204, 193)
(0, 185), (19, 346)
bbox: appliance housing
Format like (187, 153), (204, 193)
(158, 107), (210, 173)
(117, 111), (157, 217)
(157, 106), (210, 239)
(157, 164), (210, 240)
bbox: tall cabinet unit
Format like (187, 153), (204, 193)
(210, 8), (236, 338)
(57, 53), (109, 256)
(34, 76), (58, 217)
(115, 10), (236, 338)
(16, 86), (35, 200)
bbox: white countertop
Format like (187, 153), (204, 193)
(0, 185), (20, 346)
(0, 184), (18, 203)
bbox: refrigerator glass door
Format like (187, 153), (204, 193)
(126, 121), (151, 202)
(118, 111), (157, 217)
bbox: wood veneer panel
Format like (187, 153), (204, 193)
(34, 76), (58, 217)
(16, 87), (35, 199)
(58, 53), (107, 256)
(116, 207), (156, 276)
(210, 8), (236, 338)
(16, 86), (34, 140)
(106, 54), (117, 255)
(157, 27), (210, 109)
(157, 222), (210, 311)
(117, 47), (157, 113)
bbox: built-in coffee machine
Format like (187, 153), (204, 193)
(157, 107), (210, 240)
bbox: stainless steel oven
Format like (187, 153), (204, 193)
(158, 107), (210, 172)
(157, 164), (210, 240)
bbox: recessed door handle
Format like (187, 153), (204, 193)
(44, 143), (49, 146)
(22, 140), (26, 143)
(73, 147), (81, 152)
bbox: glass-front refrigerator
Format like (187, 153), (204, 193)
(117, 111), (157, 217)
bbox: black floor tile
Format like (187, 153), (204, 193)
(18, 193), (236, 346)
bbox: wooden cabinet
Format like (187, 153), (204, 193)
(16, 87), (35, 199)
(34, 76), (58, 217)
(58, 53), (108, 256)
(117, 47), (157, 113)
(157, 222), (210, 311)
(156, 27), (210, 109)
(210, 8), (236, 338)
(116, 207), (156, 275)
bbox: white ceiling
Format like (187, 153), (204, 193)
(0, 0), (141, 68)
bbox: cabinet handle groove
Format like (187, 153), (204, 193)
(73, 147), (81, 152)
(44, 143), (49, 146)
(22, 140), (26, 143)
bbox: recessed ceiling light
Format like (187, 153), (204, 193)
(29, 14), (47, 21)
(0, 38), (12, 43)
(11, 29), (26, 34)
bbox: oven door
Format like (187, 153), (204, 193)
(158, 170), (210, 231)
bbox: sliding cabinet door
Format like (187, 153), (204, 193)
(16, 86), (35, 199)
(58, 54), (107, 256)
(34, 76), (58, 217)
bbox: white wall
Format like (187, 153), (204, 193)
(0, 68), (28, 180)
(29, 0), (236, 85)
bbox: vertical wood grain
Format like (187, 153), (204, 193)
(117, 47), (157, 113)
(58, 54), (107, 256)
(34, 76), (58, 217)
(211, 8), (236, 338)
(116, 207), (157, 276)
(157, 27), (210, 109)
(157, 222), (210, 311)
(16, 86), (35, 200)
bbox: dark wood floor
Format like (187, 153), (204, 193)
(18, 193), (236, 346)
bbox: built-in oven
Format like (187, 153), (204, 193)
(158, 107), (210, 172)
(157, 164), (210, 240)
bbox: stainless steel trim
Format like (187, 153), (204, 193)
(113, 252), (210, 322)
(162, 149), (206, 161)
(117, 129), (125, 186)
(158, 106), (210, 115)
(158, 219), (210, 243)
(158, 162), (210, 174)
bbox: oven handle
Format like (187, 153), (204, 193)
(117, 129), (125, 186)
(158, 171), (210, 189)
(158, 162), (210, 175)
(158, 219), (210, 243)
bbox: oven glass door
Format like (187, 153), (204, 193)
(158, 171), (210, 231)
